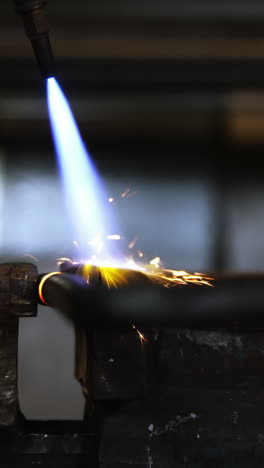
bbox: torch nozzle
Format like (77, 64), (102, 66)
(14, 1), (55, 78)
(29, 30), (55, 79)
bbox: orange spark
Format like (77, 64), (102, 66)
(121, 188), (130, 198)
(145, 268), (214, 288)
(127, 191), (137, 198)
(23, 253), (39, 263)
(150, 257), (161, 268)
(57, 257), (73, 266)
(128, 236), (139, 249)
(133, 325), (147, 347)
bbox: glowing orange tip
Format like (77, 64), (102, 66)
(38, 272), (61, 306)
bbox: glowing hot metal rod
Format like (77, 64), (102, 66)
(13, 0), (55, 78)
(38, 268), (264, 329)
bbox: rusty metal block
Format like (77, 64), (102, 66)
(0, 263), (38, 319)
(0, 263), (38, 427)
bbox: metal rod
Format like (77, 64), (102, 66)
(39, 273), (264, 329)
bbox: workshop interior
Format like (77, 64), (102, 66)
(2, 0), (264, 466)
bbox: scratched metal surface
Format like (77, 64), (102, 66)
(100, 389), (264, 467)
(100, 327), (264, 467)
(0, 319), (18, 426)
(0, 263), (38, 318)
(158, 328), (264, 389)
(92, 329), (147, 400)
(0, 263), (38, 427)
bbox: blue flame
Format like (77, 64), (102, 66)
(46, 77), (120, 263)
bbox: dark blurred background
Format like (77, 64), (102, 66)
(1, 0), (264, 420)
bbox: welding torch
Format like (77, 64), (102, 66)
(13, 0), (55, 78)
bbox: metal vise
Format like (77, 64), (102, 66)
(2, 262), (264, 467)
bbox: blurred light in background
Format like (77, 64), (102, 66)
(0, 149), (5, 248)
